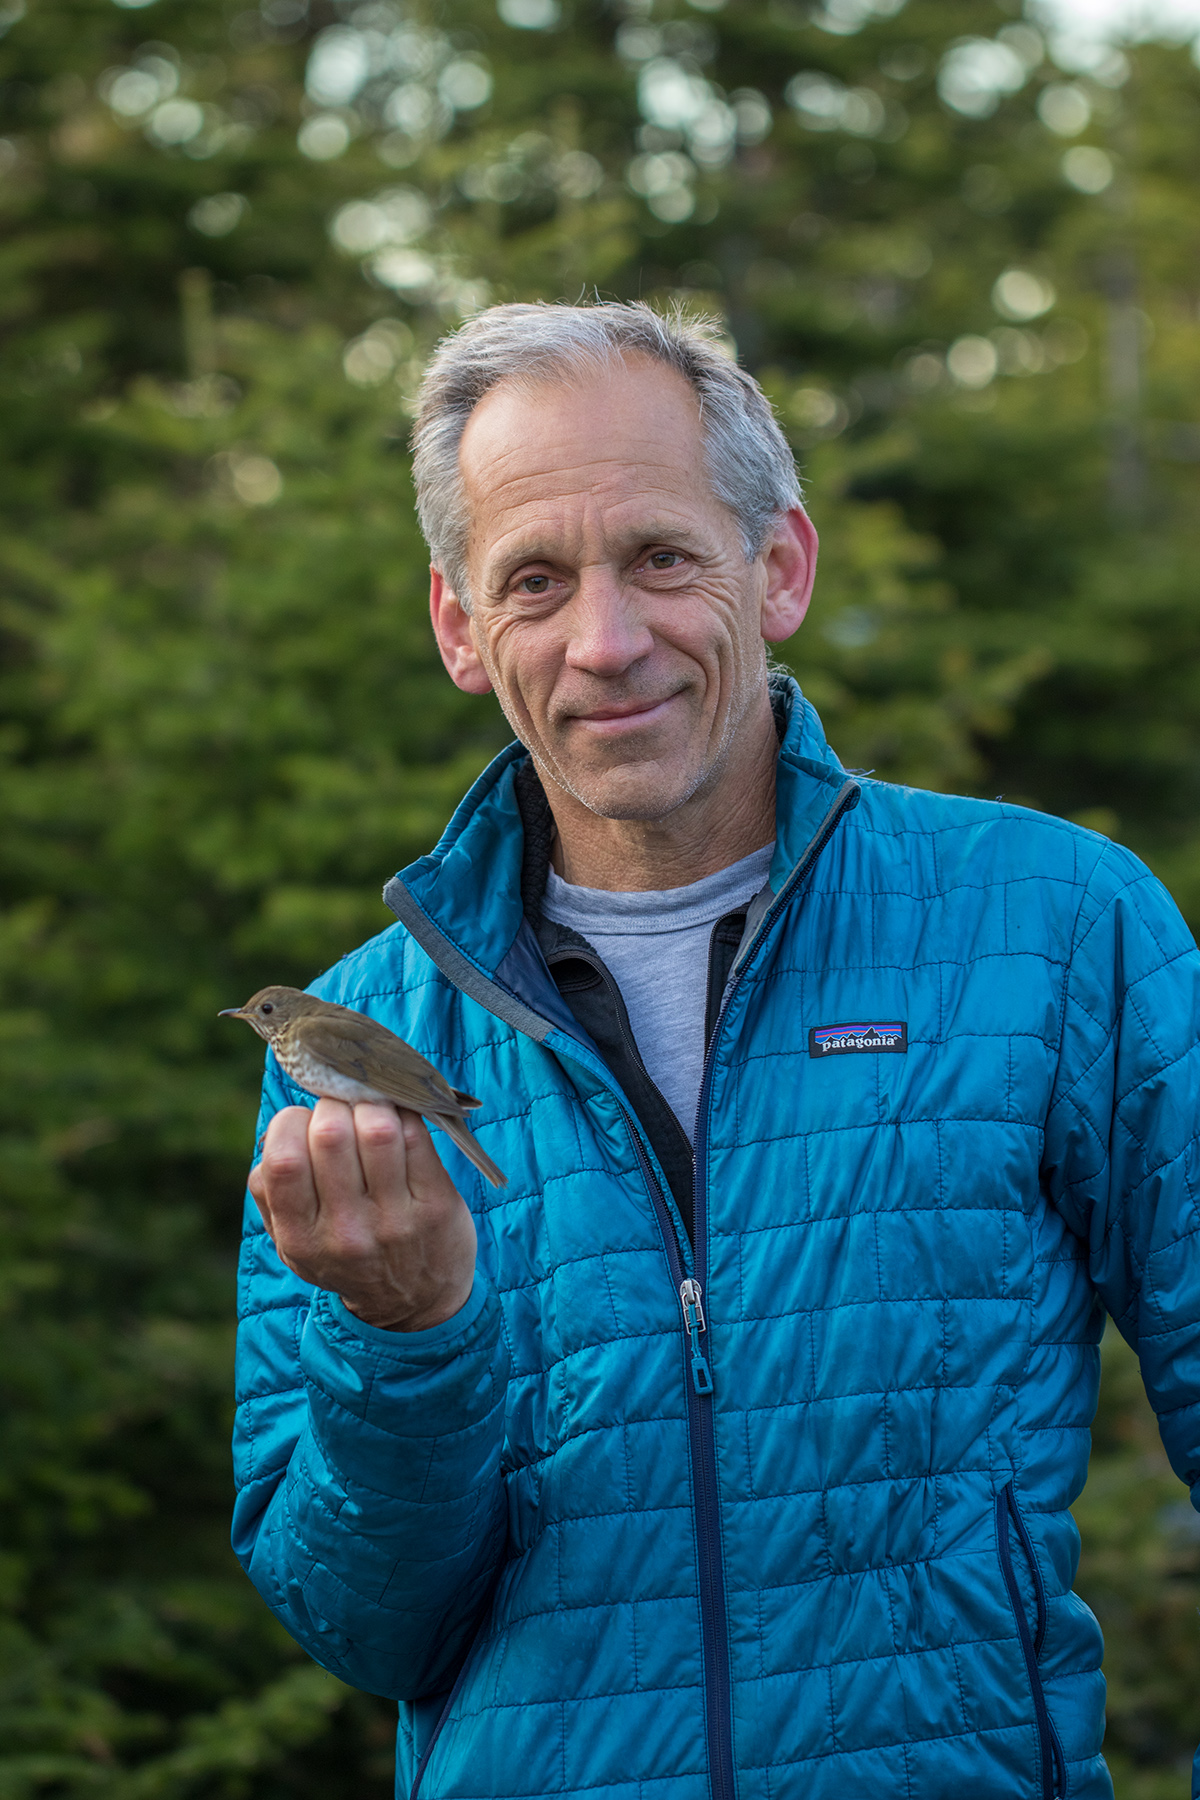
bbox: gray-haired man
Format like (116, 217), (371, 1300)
(235, 302), (1200, 1800)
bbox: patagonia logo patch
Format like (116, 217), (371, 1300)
(809, 1021), (908, 1059)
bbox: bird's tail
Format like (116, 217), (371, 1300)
(434, 1110), (508, 1190)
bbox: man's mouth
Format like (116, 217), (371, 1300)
(569, 694), (679, 733)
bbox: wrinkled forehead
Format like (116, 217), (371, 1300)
(456, 354), (717, 533)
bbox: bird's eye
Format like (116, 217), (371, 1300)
(261, 1002), (274, 1014)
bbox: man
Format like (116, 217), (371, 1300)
(233, 302), (1200, 1800)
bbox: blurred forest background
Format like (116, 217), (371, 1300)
(2, 0), (1200, 1792)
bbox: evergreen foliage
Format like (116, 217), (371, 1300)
(1, 0), (1198, 1789)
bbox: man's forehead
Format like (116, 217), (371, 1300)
(460, 359), (704, 474)
(457, 356), (713, 528)
(468, 455), (704, 527)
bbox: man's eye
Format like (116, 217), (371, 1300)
(518, 575), (552, 594)
(647, 552), (682, 570)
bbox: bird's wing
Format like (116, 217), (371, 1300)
(292, 1008), (465, 1114)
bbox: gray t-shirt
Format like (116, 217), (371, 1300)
(542, 844), (774, 1139)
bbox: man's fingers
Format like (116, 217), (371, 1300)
(305, 1087), (370, 1231)
(247, 1159), (273, 1232)
(256, 1105), (321, 1236)
(250, 1097), (475, 1329)
(399, 1109), (458, 1198)
(354, 1105), (459, 1207)
(352, 1102), (412, 1205)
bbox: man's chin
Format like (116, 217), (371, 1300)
(546, 757), (705, 823)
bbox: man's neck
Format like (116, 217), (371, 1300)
(544, 703), (779, 892)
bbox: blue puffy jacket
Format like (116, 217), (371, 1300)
(233, 679), (1200, 1800)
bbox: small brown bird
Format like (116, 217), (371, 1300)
(220, 985), (507, 1189)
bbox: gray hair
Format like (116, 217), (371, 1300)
(411, 300), (801, 609)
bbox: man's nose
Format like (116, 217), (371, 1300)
(562, 571), (654, 676)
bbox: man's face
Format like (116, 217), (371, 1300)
(433, 355), (809, 823)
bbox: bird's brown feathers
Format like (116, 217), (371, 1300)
(221, 984), (506, 1186)
(288, 1005), (473, 1115)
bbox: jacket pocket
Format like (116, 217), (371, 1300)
(995, 1479), (1068, 1799)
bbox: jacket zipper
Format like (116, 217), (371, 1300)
(397, 773), (861, 1800)
(621, 1110), (734, 1800)
(675, 776), (862, 1800)
(680, 1279), (714, 1394)
(409, 1643), (477, 1800)
(995, 1481), (1067, 1799)
(407, 1082), (722, 1800)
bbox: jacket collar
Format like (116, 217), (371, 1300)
(766, 673), (853, 889)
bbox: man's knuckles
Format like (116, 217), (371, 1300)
(354, 1105), (405, 1153)
(259, 1143), (314, 1189)
(308, 1105), (359, 1154)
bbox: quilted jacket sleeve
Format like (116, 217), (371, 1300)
(231, 1055), (510, 1701)
(1043, 840), (1200, 1501)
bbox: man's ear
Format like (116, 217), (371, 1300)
(430, 567), (493, 695)
(760, 505), (819, 643)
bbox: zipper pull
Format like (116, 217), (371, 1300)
(679, 1278), (714, 1395)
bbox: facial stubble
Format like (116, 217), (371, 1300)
(474, 625), (769, 826)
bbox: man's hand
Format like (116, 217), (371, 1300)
(248, 1099), (478, 1331)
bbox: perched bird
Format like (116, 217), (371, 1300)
(220, 985), (507, 1189)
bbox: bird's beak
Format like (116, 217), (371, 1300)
(218, 1007), (246, 1018)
